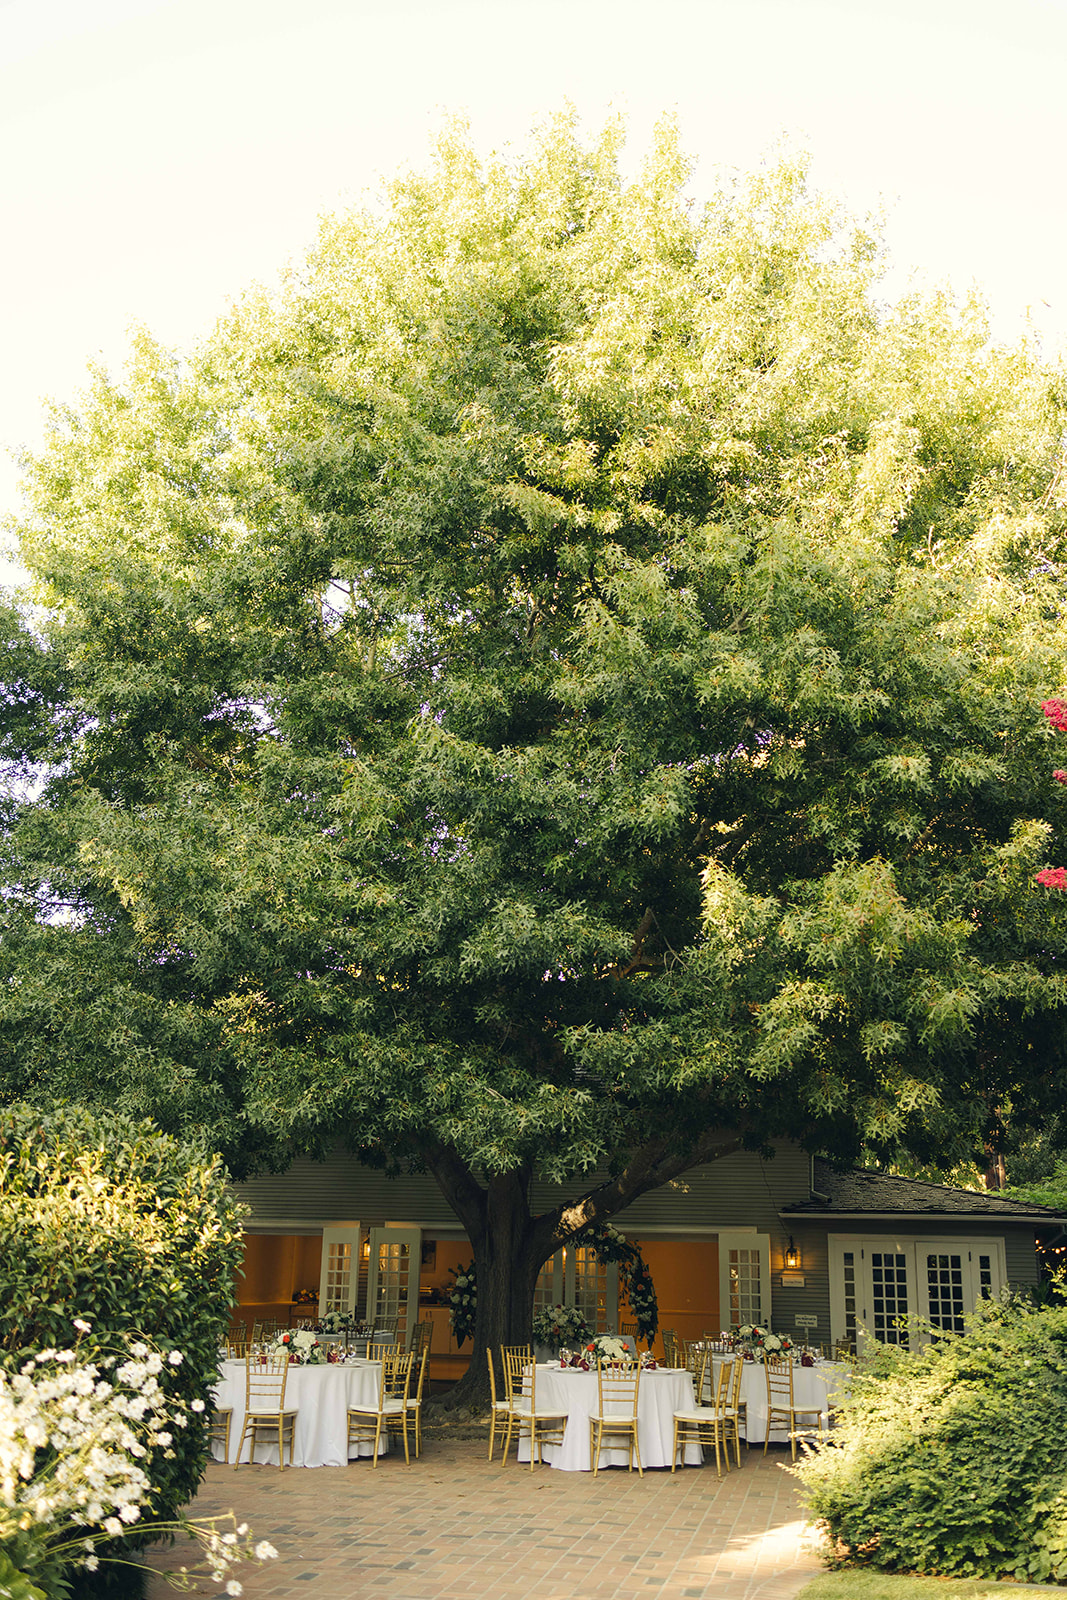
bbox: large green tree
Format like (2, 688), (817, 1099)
(4, 116), (1067, 1397)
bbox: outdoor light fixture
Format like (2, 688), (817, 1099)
(785, 1237), (801, 1269)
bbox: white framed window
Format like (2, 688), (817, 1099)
(717, 1231), (771, 1329)
(829, 1234), (1006, 1350)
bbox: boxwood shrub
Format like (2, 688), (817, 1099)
(0, 1102), (246, 1595)
(796, 1297), (1067, 1584)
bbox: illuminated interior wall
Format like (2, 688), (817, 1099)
(231, 1234), (322, 1329)
(629, 1239), (720, 1355)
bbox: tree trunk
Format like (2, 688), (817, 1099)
(423, 1128), (745, 1409)
(431, 1166), (554, 1410)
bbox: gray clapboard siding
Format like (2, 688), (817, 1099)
(230, 1140), (813, 1233)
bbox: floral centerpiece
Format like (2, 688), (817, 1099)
(270, 1328), (325, 1365)
(558, 1334), (632, 1369)
(532, 1304), (592, 1351)
(736, 1324), (794, 1362)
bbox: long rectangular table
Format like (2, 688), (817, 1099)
(212, 1359), (386, 1467)
(516, 1364), (702, 1471)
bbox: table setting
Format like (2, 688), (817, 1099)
(515, 1359), (703, 1471)
(211, 1356), (387, 1466)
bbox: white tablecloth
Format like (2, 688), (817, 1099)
(516, 1365), (703, 1471)
(212, 1359), (386, 1467)
(709, 1358), (845, 1445)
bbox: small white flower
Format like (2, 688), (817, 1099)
(168, 1350), (184, 1365)
(74, 1318), (92, 1334)
(225, 1582), (243, 1596)
(191, 1398), (206, 1413)
(254, 1540), (278, 1561)
(103, 1517), (123, 1535)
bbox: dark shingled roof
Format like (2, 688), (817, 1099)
(780, 1159), (1066, 1221)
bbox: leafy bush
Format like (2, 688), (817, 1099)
(796, 1298), (1067, 1584)
(0, 1103), (245, 1593)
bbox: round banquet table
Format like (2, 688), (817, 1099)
(707, 1356), (846, 1445)
(516, 1364), (703, 1471)
(212, 1359), (386, 1466)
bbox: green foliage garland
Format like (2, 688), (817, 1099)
(573, 1223), (659, 1347)
(796, 1298), (1067, 1584)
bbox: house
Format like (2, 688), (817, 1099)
(228, 1140), (1065, 1376)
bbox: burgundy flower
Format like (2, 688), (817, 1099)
(1035, 867), (1067, 890)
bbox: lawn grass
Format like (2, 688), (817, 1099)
(796, 1573), (1062, 1599)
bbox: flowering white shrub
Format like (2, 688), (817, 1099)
(0, 1332), (278, 1596)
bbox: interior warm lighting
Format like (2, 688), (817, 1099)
(784, 1237), (800, 1270)
(361, 1238), (371, 1261)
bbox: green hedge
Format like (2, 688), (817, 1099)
(0, 1102), (246, 1594)
(796, 1298), (1067, 1584)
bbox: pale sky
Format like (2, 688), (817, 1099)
(2, 0), (1066, 579)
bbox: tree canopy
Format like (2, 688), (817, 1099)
(3, 115), (1067, 1370)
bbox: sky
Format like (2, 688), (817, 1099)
(2, 0), (1066, 582)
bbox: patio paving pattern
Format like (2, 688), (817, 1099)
(144, 1437), (822, 1600)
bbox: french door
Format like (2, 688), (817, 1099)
(534, 1245), (619, 1333)
(830, 1235), (1005, 1350)
(367, 1227), (421, 1347)
(317, 1223), (361, 1319)
(717, 1232), (772, 1330)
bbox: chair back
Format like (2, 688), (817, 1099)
(381, 1348), (415, 1405)
(764, 1357), (794, 1408)
(687, 1345), (711, 1403)
(833, 1337), (855, 1361)
(409, 1318), (434, 1355)
(367, 1342), (403, 1363)
(620, 1321), (638, 1338)
(244, 1354), (290, 1413)
(595, 1356), (641, 1419)
(661, 1329), (680, 1367)
(410, 1345), (429, 1403)
(727, 1354), (745, 1412)
(502, 1346), (535, 1406)
(701, 1332), (732, 1352)
(226, 1339), (250, 1359)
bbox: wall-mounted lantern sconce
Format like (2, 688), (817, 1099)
(785, 1237), (801, 1270)
(361, 1238), (371, 1262)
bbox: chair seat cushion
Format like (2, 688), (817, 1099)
(673, 1409), (723, 1423)
(248, 1408), (297, 1420)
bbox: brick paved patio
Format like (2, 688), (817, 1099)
(145, 1437), (822, 1600)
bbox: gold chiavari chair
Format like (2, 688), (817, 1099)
(590, 1356), (643, 1476)
(499, 1349), (568, 1469)
(764, 1358), (827, 1461)
(206, 1406), (233, 1461)
(233, 1355), (298, 1470)
(661, 1329), (682, 1367)
(486, 1348), (514, 1462)
(727, 1353), (748, 1462)
(405, 1345), (431, 1457)
(620, 1321), (639, 1339)
(347, 1349), (415, 1465)
(671, 1351), (733, 1477)
(409, 1318), (434, 1356)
